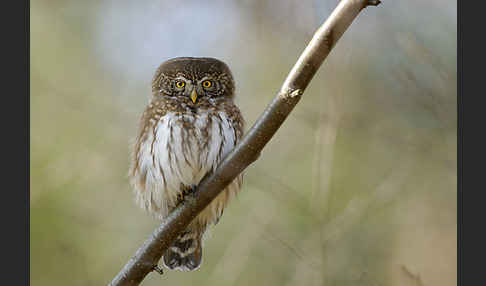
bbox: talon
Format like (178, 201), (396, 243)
(176, 193), (184, 205)
(183, 186), (196, 196)
(186, 186), (196, 196)
(176, 186), (196, 206)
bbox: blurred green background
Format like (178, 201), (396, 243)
(30, 0), (456, 285)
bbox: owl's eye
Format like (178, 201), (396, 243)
(175, 81), (185, 88)
(202, 80), (212, 88)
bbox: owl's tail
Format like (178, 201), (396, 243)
(163, 228), (203, 271)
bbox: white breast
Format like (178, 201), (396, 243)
(133, 111), (238, 219)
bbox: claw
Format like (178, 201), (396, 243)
(176, 193), (184, 205)
(183, 186), (196, 196)
(176, 186), (196, 206)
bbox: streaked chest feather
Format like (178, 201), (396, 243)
(133, 110), (238, 214)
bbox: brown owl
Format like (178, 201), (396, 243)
(129, 57), (245, 271)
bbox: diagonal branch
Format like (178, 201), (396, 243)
(109, 0), (381, 285)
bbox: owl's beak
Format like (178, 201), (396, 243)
(190, 89), (198, 103)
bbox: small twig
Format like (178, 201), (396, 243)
(401, 265), (425, 286)
(109, 1), (382, 285)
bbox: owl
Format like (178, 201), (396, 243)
(129, 57), (245, 271)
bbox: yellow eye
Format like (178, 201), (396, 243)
(175, 81), (185, 88)
(202, 80), (212, 88)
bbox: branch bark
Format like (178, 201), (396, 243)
(109, 0), (381, 285)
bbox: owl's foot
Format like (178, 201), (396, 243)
(176, 186), (197, 205)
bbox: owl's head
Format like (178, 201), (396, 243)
(152, 57), (235, 103)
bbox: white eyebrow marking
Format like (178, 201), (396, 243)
(175, 74), (189, 81)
